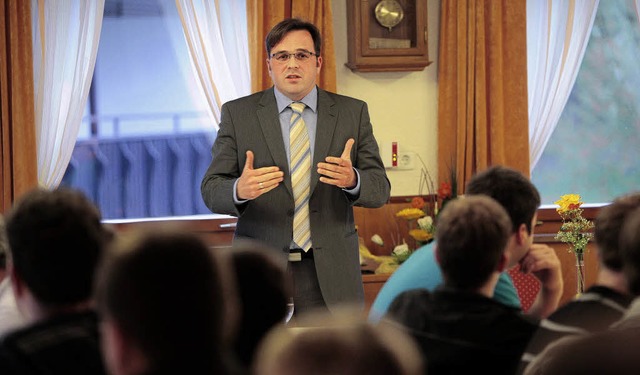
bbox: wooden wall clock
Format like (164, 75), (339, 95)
(346, 0), (432, 72)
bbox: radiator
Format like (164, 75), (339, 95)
(62, 132), (216, 219)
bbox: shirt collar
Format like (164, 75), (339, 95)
(274, 86), (318, 114)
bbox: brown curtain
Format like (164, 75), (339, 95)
(0, 0), (38, 212)
(437, 0), (529, 193)
(247, 0), (336, 93)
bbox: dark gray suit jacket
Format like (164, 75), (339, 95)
(201, 87), (390, 308)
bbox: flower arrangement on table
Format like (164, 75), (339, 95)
(554, 193), (594, 294)
(392, 196), (437, 264)
(367, 157), (459, 266)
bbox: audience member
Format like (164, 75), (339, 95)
(523, 202), (640, 374)
(0, 216), (25, 338)
(96, 229), (231, 375)
(518, 193), (640, 371)
(523, 328), (640, 375)
(370, 165), (562, 321)
(611, 205), (640, 329)
(253, 309), (424, 375)
(386, 195), (539, 375)
(226, 240), (290, 371)
(0, 188), (111, 374)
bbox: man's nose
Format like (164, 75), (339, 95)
(286, 56), (300, 68)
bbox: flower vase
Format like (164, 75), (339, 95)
(575, 251), (586, 296)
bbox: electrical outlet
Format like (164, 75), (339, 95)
(397, 152), (416, 170)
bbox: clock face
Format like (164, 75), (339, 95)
(375, 0), (405, 30)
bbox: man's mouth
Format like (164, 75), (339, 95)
(286, 74), (301, 79)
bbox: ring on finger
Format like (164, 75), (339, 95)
(259, 182), (264, 189)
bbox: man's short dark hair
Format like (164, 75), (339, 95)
(5, 188), (109, 305)
(466, 165), (541, 233)
(595, 193), (640, 271)
(620, 207), (640, 295)
(265, 18), (322, 57)
(436, 196), (512, 290)
(96, 230), (227, 373)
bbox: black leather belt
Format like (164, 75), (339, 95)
(288, 248), (314, 262)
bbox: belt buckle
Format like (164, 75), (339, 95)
(288, 252), (302, 262)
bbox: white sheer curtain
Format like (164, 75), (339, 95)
(175, 0), (251, 127)
(635, 0), (640, 23)
(527, 0), (599, 171)
(31, 0), (104, 188)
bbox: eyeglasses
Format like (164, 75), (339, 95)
(270, 50), (319, 62)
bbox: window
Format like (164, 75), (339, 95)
(60, 0), (247, 219)
(532, 0), (640, 204)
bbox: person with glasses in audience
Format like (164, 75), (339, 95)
(370, 166), (563, 322)
(201, 18), (389, 316)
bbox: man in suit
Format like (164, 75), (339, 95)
(201, 18), (390, 315)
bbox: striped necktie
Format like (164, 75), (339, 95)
(289, 102), (312, 252)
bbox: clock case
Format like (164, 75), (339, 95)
(346, 0), (432, 72)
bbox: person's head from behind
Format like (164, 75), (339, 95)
(523, 328), (640, 375)
(620, 207), (640, 296)
(466, 165), (540, 264)
(265, 18), (322, 101)
(96, 229), (227, 375)
(253, 310), (424, 375)
(228, 240), (290, 366)
(436, 195), (512, 291)
(595, 192), (640, 276)
(5, 188), (109, 316)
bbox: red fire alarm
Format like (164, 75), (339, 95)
(392, 142), (398, 167)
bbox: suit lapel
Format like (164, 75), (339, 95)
(312, 89), (338, 194)
(257, 89), (293, 196)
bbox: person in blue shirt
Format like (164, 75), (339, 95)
(370, 165), (563, 322)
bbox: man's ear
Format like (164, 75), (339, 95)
(266, 58), (272, 73)
(515, 223), (528, 246)
(496, 253), (507, 272)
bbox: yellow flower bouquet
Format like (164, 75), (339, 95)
(555, 193), (593, 294)
(554, 194), (594, 254)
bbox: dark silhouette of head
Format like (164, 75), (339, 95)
(436, 195), (512, 290)
(96, 229), (228, 374)
(594, 192), (640, 272)
(6, 187), (110, 306)
(620, 207), (640, 295)
(466, 165), (540, 234)
(228, 240), (290, 367)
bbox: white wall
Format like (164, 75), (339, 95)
(332, 0), (440, 197)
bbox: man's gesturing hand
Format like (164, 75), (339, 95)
(318, 138), (357, 189)
(236, 151), (284, 200)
